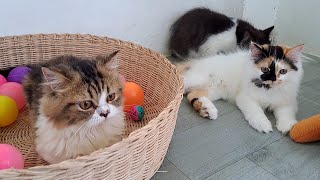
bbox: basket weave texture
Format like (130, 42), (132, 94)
(0, 34), (183, 179)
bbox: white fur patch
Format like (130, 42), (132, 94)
(198, 97), (218, 120)
(35, 89), (125, 164)
(189, 21), (238, 58)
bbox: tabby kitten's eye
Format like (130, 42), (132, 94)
(279, 69), (287, 75)
(107, 93), (116, 102)
(261, 67), (270, 73)
(79, 100), (93, 110)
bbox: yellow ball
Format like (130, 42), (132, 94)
(0, 96), (18, 127)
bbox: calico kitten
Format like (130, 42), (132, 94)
(23, 51), (125, 164)
(178, 42), (304, 134)
(169, 8), (274, 58)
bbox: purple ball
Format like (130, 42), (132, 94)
(7, 66), (31, 84)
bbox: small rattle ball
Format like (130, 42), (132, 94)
(0, 96), (19, 127)
(0, 75), (7, 86)
(129, 105), (145, 121)
(0, 82), (27, 110)
(0, 144), (24, 170)
(123, 82), (144, 112)
(7, 66), (31, 84)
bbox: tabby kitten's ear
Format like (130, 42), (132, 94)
(250, 42), (266, 61)
(41, 67), (69, 92)
(96, 50), (120, 70)
(286, 44), (304, 63)
(263, 26), (274, 36)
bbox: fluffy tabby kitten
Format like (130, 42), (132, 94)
(178, 42), (304, 134)
(169, 8), (274, 58)
(23, 51), (125, 164)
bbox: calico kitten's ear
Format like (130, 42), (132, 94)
(250, 42), (266, 61)
(286, 44), (304, 63)
(263, 26), (274, 36)
(96, 50), (120, 70)
(41, 67), (68, 91)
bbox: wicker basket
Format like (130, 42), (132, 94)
(0, 34), (183, 179)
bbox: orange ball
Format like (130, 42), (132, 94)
(123, 82), (144, 112)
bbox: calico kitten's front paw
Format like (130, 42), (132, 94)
(193, 97), (218, 120)
(276, 119), (297, 134)
(248, 118), (273, 133)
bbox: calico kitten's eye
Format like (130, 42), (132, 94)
(279, 69), (287, 75)
(107, 93), (116, 102)
(79, 100), (93, 110)
(261, 67), (270, 73)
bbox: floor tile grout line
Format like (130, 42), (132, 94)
(246, 156), (280, 180)
(201, 156), (248, 179)
(244, 136), (290, 179)
(165, 158), (192, 180)
(173, 108), (238, 135)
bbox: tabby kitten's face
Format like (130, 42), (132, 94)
(249, 42), (304, 89)
(40, 51), (124, 128)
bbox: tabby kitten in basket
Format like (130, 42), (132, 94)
(178, 42), (304, 134)
(23, 51), (125, 164)
(169, 7), (274, 58)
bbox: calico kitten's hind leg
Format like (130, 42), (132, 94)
(186, 88), (218, 120)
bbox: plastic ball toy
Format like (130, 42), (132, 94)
(0, 96), (18, 127)
(0, 144), (24, 170)
(7, 66), (31, 84)
(123, 82), (144, 112)
(0, 75), (6, 86)
(0, 82), (26, 110)
(129, 105), (145, 121)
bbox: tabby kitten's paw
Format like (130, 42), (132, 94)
(193, 97), (218, 120)
(249, 118), (273, 133)
(276, 119), (297, 134)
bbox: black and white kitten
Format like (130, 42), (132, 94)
(169, 7), (274, 58)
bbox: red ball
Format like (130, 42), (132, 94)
(123, 82), (144, 112)
(0, 82), (26, 110)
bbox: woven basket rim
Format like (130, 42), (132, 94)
(0, 33), (184, 174)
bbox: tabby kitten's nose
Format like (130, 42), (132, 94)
(99, 109), (110, 118)
(100, 112), (109, 118)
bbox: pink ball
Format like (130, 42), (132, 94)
(0, 75), (6, 86)
(0, 82), (26, 110)
(0, 144), (24, 170)
(7, 66), (31, 84)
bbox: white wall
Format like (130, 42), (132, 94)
(242, 0), (279, 32)
(0, 0), (243, 55)
(243, 0), (320, 56)
(275, 0), (320, 56)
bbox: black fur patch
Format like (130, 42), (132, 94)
(169, 8), (235, 57)
(191, 98), (199, 107)
(251, 78), (271, 90)
(236, 20), (272, 47)
(260, 61), (276, 82)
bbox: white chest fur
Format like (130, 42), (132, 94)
(35, 111), (125, 164)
